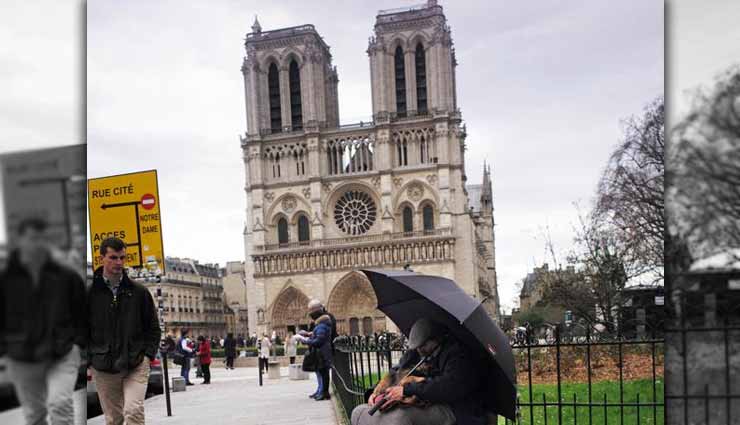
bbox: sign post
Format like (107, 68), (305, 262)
(88, 169), (171, 414)
(87, 170), (165, 273)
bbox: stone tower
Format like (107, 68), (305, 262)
(240, 2), (500, 337)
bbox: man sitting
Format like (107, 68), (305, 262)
(351, 318), (487, 425)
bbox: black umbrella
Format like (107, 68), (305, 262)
(361, 269), (517, 420)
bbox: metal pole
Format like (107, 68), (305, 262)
(157, 280), (172, 416)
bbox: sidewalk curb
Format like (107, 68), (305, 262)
(330, 383), (348, 425)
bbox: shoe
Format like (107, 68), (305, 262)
(186, 382), (194, 386)
(314, 394), (331, 401)
(308, 393), (318, 399)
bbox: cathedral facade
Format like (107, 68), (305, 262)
(240, 1), (500, 338)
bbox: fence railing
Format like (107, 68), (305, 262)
(664, 289), (740, 425)
(332, 328), (665, 425)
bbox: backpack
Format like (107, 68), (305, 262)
(171, 337), (186, 365)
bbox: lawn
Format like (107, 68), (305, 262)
(502, 379), (664, 425)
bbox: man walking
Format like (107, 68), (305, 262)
(0, 217), (87, 425)
(87, 237), (160, 425)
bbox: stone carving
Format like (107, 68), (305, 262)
(426, 174), (438, 185)
(302, 187), (311, 199)
(253, 217), (265, 232)
(407, 183), (424, 202)
(322, 182), (333, 192)
(393, 177), (403, 188)
(371, 176), (381, 188)
(282, 196), (297, 213)
(264, 192), (275, 203)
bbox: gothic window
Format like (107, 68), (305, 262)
(397, 137), (408, 167)
(298, 215), (310, 243)
(349, 318), (360, 336)
(403, 206), (414, 233)
(289, 60), (302, 131)
(423, 205), (434, 231)
(415, 43), (427, 114)
(362, 317), (373, 335)
(327, 137), (374, 175)
(268, 63), (282, 133)
(334, 190), (377, 235)
(394, 46), (406, 118)
(277, 217), (289, 245)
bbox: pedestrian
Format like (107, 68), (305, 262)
(177, 328), (195, 385)
(301, 314), (333, 401)
(258, 333), (271, 374)
(87, 237), (161, 425)
(307, 299), (337, 397)
(224, 332), (237, 370)
(196, 335), (212, 384)
(285, 332), (298, 364)
(351, 318), (483, 425)
(193, 337), (203, 378)
(0, 217), (87, 425)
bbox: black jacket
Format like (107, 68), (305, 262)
(400, 338), (487, 425)
(87, 267), (160, 373)
(224, 337), (237, 357)
(0, 251), (87, 361)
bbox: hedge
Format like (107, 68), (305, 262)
(209, 345), (309, 358)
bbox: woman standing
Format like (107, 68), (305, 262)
(259, 333), (271, 374)
(303, 315), (333, 400)
(196, 335), (212, 384)
(224, 332), (237, 370)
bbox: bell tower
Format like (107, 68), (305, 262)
(367, 0), (457, 120)
(241, 17), (340, 137)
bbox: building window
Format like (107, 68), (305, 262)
(334, 190), (377, 235)
(289, 60), (302, 131)
(423, 205), (434, 231)
(415, 43), (427, 114)
(298, 215), (310, 243)
(394, 46), (406, 117)
(362, 317), (373, 335)
(396, 137), (409, 167)
(403, 206), (414, 233)
(349, 318), (360, 336)
(277, 218), (289, 245)
(268, 63), (282, 133)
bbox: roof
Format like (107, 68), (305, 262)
(690, 249), (740, 273)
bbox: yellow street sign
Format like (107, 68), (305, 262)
(88, 170), (165, 273)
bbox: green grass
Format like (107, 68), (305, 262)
(503, 379), (664, 425)
(351, 374), (663, 425)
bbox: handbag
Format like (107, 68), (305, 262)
(302, 347), (318, 372)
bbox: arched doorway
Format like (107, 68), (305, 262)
(327, 271), (386, 335)
(270, 286), (311, 338)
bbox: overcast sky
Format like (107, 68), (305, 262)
(84, 0), (663, 313)
(13, 0), (739, 314)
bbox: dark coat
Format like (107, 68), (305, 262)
(305, 317), (333, 368)
(223, 336), (237, 358)
(400, 338), (487, 425)
(87, 267), (160, 373)
(0, 251), (87, 361)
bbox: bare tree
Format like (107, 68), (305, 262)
(670, 66), (740, 258)
(595, 97), (664, 282)
(540, 213), (633, 333)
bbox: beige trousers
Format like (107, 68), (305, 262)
(92, 357), (150, 425)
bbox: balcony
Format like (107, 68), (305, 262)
(252, 228), (456, 277)
(256, 227), (452, 253)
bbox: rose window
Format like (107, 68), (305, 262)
(334, 190), (377, 235)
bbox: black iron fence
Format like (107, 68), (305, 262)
(333, 329), (665, 425)
(664, 288), (740, 425)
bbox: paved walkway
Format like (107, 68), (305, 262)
(89, 366), (336, 425)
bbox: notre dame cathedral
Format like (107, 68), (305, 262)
(240, 0), (500, 338)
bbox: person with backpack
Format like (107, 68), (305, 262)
(177, 328), (195, 386)
(301, 314), (333, 401)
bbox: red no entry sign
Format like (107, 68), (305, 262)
(141, 193), (156, 210)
